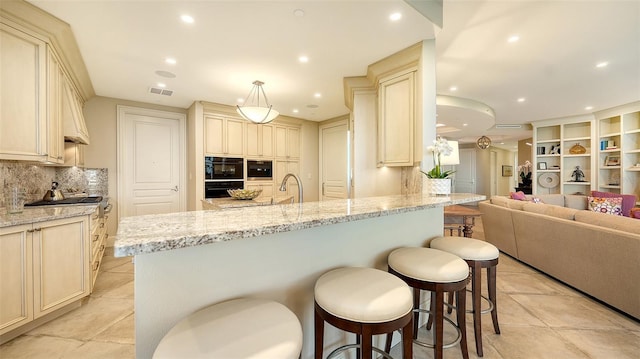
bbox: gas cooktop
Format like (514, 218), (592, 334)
(25, 196), (104, 207)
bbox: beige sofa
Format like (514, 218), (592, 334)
(479, 194), (640, 320)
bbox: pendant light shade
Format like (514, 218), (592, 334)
(236, 80), (279, 124)
(476, 135), (492, 149)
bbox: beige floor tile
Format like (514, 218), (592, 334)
(509, 294), (629, 330)
(105, 261), (134, 274)
(99, 256), (133, 272)
(60, 341), (134, 359)
(26, 297), (133, 341)
(100, 279), (134, 299)
(0, 335), (84, 359)
(93, 313), (135, 345)
(90, 272), (133, 298)
(556, 328), (640, 359)
(497, 272), (566, 295)
(486, 325), (589, 358)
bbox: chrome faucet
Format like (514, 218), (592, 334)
(279, 173), (303, 203)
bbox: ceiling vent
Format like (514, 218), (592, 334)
(149, 87), (173, 96)
(495, 124), (522, 129)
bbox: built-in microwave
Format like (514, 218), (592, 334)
(246, 160), (273, 180)
(204, 180), (244, 198)
(205, 157), (244, 180)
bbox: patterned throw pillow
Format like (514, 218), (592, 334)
(588, 196), (623, 216)
(510, 191), (527, 201)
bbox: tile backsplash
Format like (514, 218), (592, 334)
(1, 161), (108, 205)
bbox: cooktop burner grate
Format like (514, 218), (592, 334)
(25, 196), (104, 207)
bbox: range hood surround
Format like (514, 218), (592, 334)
(61, 78), (90, 144)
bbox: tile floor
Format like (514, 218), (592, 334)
(1, 216), (639, 358)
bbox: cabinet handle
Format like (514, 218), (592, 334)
(58, 156), (63, 160)
(93, 261), (100, 271)
(34, 228), (41, 232)
(94, 234), (100, 242)
(27, 229), (35, 233)
(100, 223), (105, 228)
(171, 186), (179, 192)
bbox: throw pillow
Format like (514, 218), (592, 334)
(510, 191), (527, 201)
(588, 196), (623, 216)
(531, 197), (543, 204)
(591, 191), (637, 217)
(631, 208), (640, 219)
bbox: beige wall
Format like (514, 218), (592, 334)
(460, 144), (516, 197)
(83, 96), (187, 238)
(518, 138), (533, 166)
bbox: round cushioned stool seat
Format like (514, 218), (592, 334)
(388, 247), (469, 283)
(315, 267), (413, 323)
(153, 298), (302, 359)
(430, 236), (499, 261)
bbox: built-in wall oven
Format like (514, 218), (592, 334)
(204, 157), (244, 198)
(246, 160), (273, 180)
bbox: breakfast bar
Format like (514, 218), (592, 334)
(114, 193), (484, 358)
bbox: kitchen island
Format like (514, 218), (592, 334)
(115, 193), (484, 358)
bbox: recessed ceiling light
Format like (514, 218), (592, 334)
(165, 58), (176, 65)
(596, 62), (608, 68)
(390, 12), (402, 21)
(180, 14), (194, 24)
(314, 93), (321, 98)
(298, 56), (309, 63)
(157, 83), (166, 88)
(292, 109), (299, 113)
(526, 142), (532, 146)
(293, 9), (305, 17)
(585, 106), (593, 110)
(517, 98), (526, 103)
(463, 123), (468, 127)
(237, 98), (244, 103)
(508, 35), (520, 43)
(436, 123), (445, 127)
(449, 86), (458, 92)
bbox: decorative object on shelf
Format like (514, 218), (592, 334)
(571, 166), (585, 182)
(538, 173), (559, 188)
(536, 146), (545, 155)
(549, 145), (560, 155)
(421, 137), (457, 195)
(227, 188), (262, 200)
(476, 135), (491, 149)
(502, 165), (513, 177)
(236, 80), (279, 124)
(570, 143), (586, 154)
(604, 155), (620, 166)
(537, 162), (547, 170)
(609, 172), (620, 186)
(518, 161), (532, 187)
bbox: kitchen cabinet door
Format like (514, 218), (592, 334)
(204, 116), (244, 157)
(32, 216), (90, 318)
(246, 123), (274, 158)
(0, 22), (48, 162)
(63, 142), (85, 167)
(244, 182), (274, 199)
(0, 224), (33, 336)
(275, 125), (300, 160)
(378, 71), (415, 166)
(46, 48), (64, 163)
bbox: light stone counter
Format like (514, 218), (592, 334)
(200, 196), (294, 210)
(124, 193), (484, 358)
(115, 193), (484, 257)
(0, 205), (99, 227)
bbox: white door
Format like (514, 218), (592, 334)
(319, 120), (349, 200)
(455, 148), (476, 194)
(490, 151), (497, 196)
(118, 106), (186, 218)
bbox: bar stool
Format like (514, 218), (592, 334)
(314, 267), (414, 359)
(387, 247), (470, 359)
(153, 298), (303, 359)
(430, 236), (500, 357)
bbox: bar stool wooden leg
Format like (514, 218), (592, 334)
(434, 290), (445, 359)
(488, 264), (500, 334)
(314, 308), (324, 359)
(456, 286), (469, 359)
(471, 261), (483, 356)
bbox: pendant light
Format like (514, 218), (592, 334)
(236, 80), (279, 124)
(476, 135), (491, 149)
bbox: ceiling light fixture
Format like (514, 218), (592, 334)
(476, 135), (491, 149)
(180, 14), (194, 24)
(596, 62), (608, 68)
(517, 98), (526, 103)
(449, 86), (458, 92)
(314, 93), (322, 98)
(585, 106), (594, 110)
(236, 80), (279, 124)
(165, 58), (176, 65)
(298, 56), (309, 63)
(508, 35), (520, 43)
(390, 12), (402, 21)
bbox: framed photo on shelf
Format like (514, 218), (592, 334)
(604, 155), (620, 166)
(502, 165), (513, 177)
(537, 162), (547, 170)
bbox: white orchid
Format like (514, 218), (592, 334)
(422, 137), (455, 179)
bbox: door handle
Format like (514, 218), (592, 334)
(171, 186), (179, 192)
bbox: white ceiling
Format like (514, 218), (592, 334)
(29, 0), (640, 150)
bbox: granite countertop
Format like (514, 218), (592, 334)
(0, 204), (100, 228)
(202, 196), (294, 209)
(115, 193), (485, 257)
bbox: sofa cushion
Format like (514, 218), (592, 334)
(490, 196), (510, 207)
(631, 208), (640, 219)
(591, 191), (637, 217)
(575, 210), (640, 233)
(564, 195), (588, 210)
(588, 196), (623, 216)
(507, 199), (528, 210)
(522, 202), (579, 220)
(536, 194), (565, 206)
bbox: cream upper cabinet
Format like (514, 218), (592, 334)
(0, 224), (33, 335)
(246, 123), (274, 158)
(377, 71), (415, 167)
(0, 22), (49, 162)
(275, 125), (300, 160)
(205, 115), (244, 157)
(46, 48), (64, 163)
(63, 142), (85, 167)
(0, 215), (90, 336)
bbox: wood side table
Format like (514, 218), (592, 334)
(444, 205), (483, 238)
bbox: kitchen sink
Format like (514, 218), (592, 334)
(25, 196), (104, 207)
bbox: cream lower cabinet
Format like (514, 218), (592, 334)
(244, 181), (274, 200)
(0, 215), (90, 336)
(90, 209), (107, 290)
(275, 160), (300, 202)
